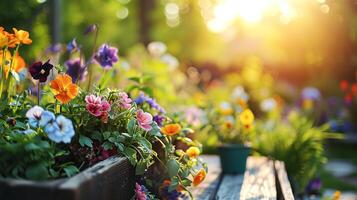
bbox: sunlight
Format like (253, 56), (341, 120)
(205, 0), (296, 32)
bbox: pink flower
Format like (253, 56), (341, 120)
(85, 95), (111, 120)
(136, 109), (153, 131)
(119, 92), (132, 109)
(135, 183), (147, 200)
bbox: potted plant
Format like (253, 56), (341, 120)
(0, 26), (207, 199)
(206, 87), (254, 174)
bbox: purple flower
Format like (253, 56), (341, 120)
(45, 43), (62, 54)
(153, 115), (165, 127)
(134, 92), (165, 114)
(305, 178), (321, 195)
(94, 44), (119, 69)
(29, 60), (53, 82)
(302, 87), (321, 101)
(67, 38), (80, 53)
(83, 24), (97, 35)
(65, 58), (86, 83)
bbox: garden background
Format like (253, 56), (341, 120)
(1, 0), (356, 197)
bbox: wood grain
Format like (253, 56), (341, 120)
(274, 161), (295, 200)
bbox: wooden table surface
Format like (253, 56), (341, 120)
(192, 155), (295, 200)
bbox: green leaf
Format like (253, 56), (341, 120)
(103, 131), (111, 140)
(167, 159), (180, 178)
(128, 76), (141, 83)
(138, 137), (152, 151)
(79, 135), (93, 148)
(63, 165), (79, 177)
(135, 161), (146, 175)
(141, 86), (153, 97)
(102, 141), (114, 150)
(123, 147), (137, 165)
(25, 143), (41, 151)
(25, 163), (48, 180)
(127, 119), (136, 135)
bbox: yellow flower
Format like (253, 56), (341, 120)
(186, 147), (200, 158)
(0, 51), (25, 78)
(239, 109), (254, 125)
(0, 27), (8, 48)
(12, 28), (32, 45)
(160, 123), (181, 136)
(193, 169), (206, 186)
(50, 74), (79, 104)
(333, 191), (341, 200)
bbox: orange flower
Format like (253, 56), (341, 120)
(50, 74), (79, 104)
(0, 51), (24, 78)
(186, 146), (200, 158)
(12, 28), (32, 45)
(160, 123), (181, 136)
(0, 27), (8, 48)
(193, 169), (206, 186)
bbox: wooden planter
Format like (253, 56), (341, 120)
(0, 156), (135, 200)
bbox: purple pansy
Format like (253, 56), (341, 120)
(94, 44), (119, 69)
(65, 58), (87, 83)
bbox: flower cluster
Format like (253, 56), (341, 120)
(85, 94), (111, 123)
(134, 92), (166, 114)
(26, 106), (75, 143)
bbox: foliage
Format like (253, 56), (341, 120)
(253, 111), (342, 194)
(0, 26), (206, 199)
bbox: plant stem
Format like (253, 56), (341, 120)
(37, 82), (41, 105)
(86, 24), (99, 92)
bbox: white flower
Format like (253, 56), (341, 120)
(232, 86), (249, 102)
(147, 41), (167, 57)
(260, 98), (277, 112)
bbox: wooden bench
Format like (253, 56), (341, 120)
(193, 155), (295, 200)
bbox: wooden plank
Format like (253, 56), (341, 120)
(274, 161), (295, 200)
(216, 174), (244, 200)
(240, 157), (276, 200)
(192, 155), (222, 200)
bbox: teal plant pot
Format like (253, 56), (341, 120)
(218, 144), (251, 174)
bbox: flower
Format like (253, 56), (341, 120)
(94, 44), (119, 69)
(153, 115), (165, 127)
(118, 92), (132, 109)
(185, 106), (206, 127)
(339, 80), (349, 91)
(303, 99), (314, 110)
(45, 115), (75, 143)
(160, 123), (181, 136)
(219, 102), (233, 115)
(83, 24), (97, 35)
(0, 27), (8, 48)
(29, 60), (53, 82)
(333, 191), (341, 200)
(135, 183), (148, 200)
(193, 169), (206, 186)
(50, 74), (79, 104)
(186, 147), (200, 158)
(45, 43), (62, 54)
(1, 51), (26, 78)
(12, 28), (32, 45)
(85, 95), (111, 122)
(239, 109), (254, 125)
(305, 178), (321, 195)
(26, 106), (44, 127)
(260, 98), (277, 112)
(39, 111), (56, 127)
(301, 87), (321, 101)
(232, 86), (249, 103)
(134, 92), (165, 113)
(136, 109), (153, 131)
(147, 41), (166, 57)
(67, 38), (80, 52)
(65, 58), (86, 83)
